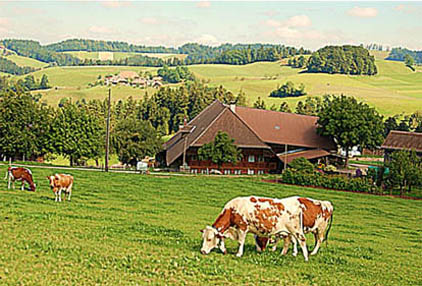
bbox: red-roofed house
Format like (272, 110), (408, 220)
(158, 100), (337, 174)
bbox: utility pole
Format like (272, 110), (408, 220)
(105, 88), (111, 172)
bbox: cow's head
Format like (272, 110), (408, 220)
(200, 226), (227, 255)
(29, 183), (36, 192)
(46, 176), (57, 192)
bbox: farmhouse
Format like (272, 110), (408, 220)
(381, 130), (422, 161)
(105, 71), (163, 88)
(158, 100), (336, 174)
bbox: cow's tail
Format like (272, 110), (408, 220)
(4, 168), (9, 181)
(323, 212), (333, 245)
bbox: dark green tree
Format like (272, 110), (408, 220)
(253, 97), (266, 109)
(386, 150), (422, 195)
(40, 74), (50, 89)
(111, 117), (162, 166)
(317, 95), (384, 166)
(198, 131), (242, 168)
(404, 54), (415, 70)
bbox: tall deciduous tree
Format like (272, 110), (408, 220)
(198, 131), (242, 168)
(51, 101), (104, 166)
(111, 117), (162, 166)
(386, 150), (422, 195)
(317, 95), (384, 166)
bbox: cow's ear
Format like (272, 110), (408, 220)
(199, 229), (204, 233)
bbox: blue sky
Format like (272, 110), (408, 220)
(0, 1), (421, 50)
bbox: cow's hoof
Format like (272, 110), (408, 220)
(236, 253), (242, 258)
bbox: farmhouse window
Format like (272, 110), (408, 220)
(224, 169), (231, 175)
(248, 169), (255, 175)
(248, 155), (255, 163)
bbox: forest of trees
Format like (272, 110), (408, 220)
(1, 39), (311, 71)
(1, 39), (80, 66)
(387, 47), (422, 64)
(0, 74), (50, 92)
(306, 45), (377, 75)
(45, 39), (178, 54)
(157, 66), (195, 83)
(0, 57), (36, 75)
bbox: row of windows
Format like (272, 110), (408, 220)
(190, 169), (264, 175)
(189, 155), (265, 162)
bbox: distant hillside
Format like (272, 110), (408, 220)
(387, 47), (422, 64)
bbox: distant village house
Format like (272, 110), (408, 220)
(381, 130), (422, 161)
(105, 71), (163, 88)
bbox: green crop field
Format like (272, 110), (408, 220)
(5, 55), (48, 69)
(0, 165), (421, 285)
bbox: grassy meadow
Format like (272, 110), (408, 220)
(64, 51), (187, 61)
(0, 164), (421, 285)
(3, 50), (422, 115)
(5, 54), (49, 69)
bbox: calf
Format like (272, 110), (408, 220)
(200, 196), (309, 261)
(47, 174), (73, 202)
(257, 197), (333, 256)
(4, 167), (36, 191)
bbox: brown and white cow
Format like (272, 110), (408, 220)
(200, 196), (310, 261)
(47, 174), (73, 202)
(257, 197), (333, 256)
(4, 167), (36, 192)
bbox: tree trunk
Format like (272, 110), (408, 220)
(345, 148), (350, 168)
(70, 156), (74, 167)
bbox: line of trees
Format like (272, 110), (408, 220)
(387, 47), (422, 64)
(306, 45), (377, 75)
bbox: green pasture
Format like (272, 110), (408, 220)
(5, 54), (48, 69)
(0, 165), (420, 285)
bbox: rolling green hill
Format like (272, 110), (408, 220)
(2, 51), (421, 115)
(64, 51), (187, 61)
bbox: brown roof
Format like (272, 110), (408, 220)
(278, 149), (331, 164)
(193, 108), (270, 149)
(381, 130), (422, 152)
(119, 71), (139, 79)
(234, 106), (336, 149)
(162, 100), (336, 166)
(163, 100), (227, 165)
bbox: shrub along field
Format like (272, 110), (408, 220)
(0, 165), (421, 285)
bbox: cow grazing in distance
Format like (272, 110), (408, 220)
(256, 197), (333, 256)
(200, 196), (309, 261)
(47, 174), (73, 202)
(4, 167), (36, 191)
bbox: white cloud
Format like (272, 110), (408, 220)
(140, 17), (159, 25)
(394, 4), (422, 15)
(284, 15), (312, 28)
(347, 7), (378, 18)
(88, 26), (114, 34)
(195, 34), (219, 45)
(196, 1), (211, 8)
(263, 15), (312, 29)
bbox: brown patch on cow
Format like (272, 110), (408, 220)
(258, 198), (273, 204)
(298, 198), (332, 228)
(213, 207), (248, 233)
(254, 207), (279, 233)
(250, 197), (257, 203)
(257, 198), (284, 212)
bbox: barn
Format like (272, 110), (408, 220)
(381, 130), (422, 161)
(158, 100), (337, 174)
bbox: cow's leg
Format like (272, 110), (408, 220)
(236, 231), (247, 257)
(58, 189), (62, 202)
(21, 181), (24, 191)
(12, 180), (15, 190)
(7, 176), (11, 189)
(67, 183), (73, 201)
(55, 191), (58, 202)
(219, 239), (227, 255)
(310, 231), (323, 256)
(291, 236), (298, 257)
(271, 236), (280, 252)
(293, 232), (308, 261)
(281, 235), (291, 255)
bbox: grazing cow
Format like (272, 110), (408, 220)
(256, 197), (333, 256)
(47, 174), (73, 202)
(4, 167), (36, 192)
(200, 196), (309, 261)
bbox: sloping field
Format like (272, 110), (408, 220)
(190, 58), (422, 116)
(0, 165), (421, 285)
(5, 54), (48, 69)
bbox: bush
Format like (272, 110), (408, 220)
(281, 169), (380, 193)
(289, 157), (314, 173)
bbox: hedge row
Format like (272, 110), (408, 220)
(281, 169), (381, 193)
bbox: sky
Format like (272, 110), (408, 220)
(0, 1), (421, 50)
